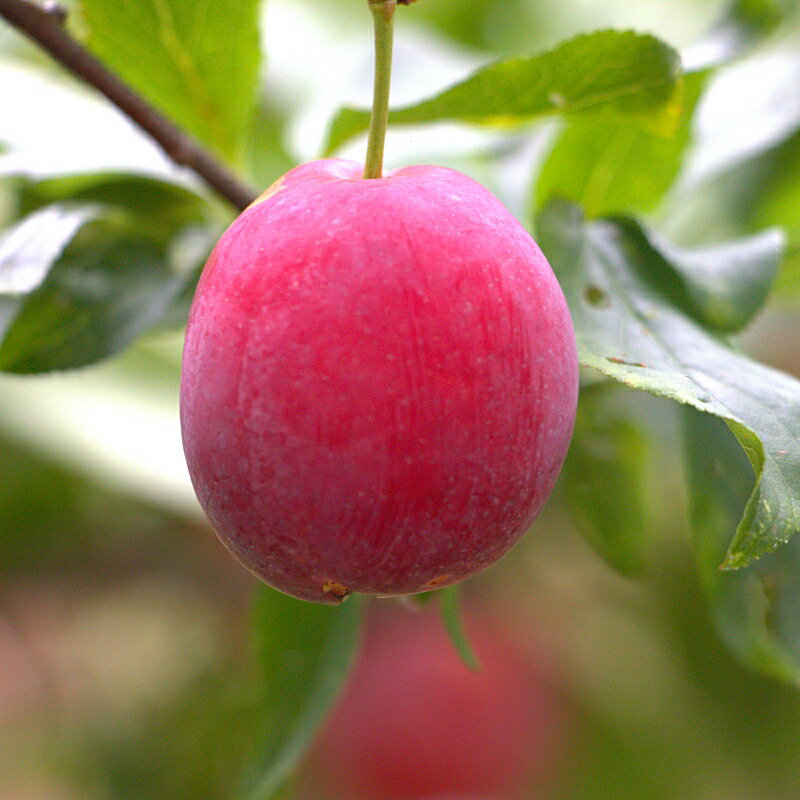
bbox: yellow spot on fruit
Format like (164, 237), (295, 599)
(247, 176), (286, 210)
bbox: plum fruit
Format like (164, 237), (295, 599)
(298, 603), (566, 800)
(180, 159), (578, 604)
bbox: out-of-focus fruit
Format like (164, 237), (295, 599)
(299, 603), (566, 800)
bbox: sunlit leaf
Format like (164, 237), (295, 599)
(324, 30), (681, 155)
(537, 201), (799, 569)
(535, 71), (708, 218)
(82, 0), (262, 162)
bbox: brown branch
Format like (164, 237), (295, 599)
(0, 0), (257, 210)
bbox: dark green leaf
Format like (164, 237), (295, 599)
(82, 0), (262, 163)
(684, 409), (800, 684)
(535, 71), (708, 218)
(536, 201), (799, 568)
(324, 30), (682, 155)
(243, 587), (364, 800)
(0, 217), (194, 373)
(563, 386), (657, 576)
(18, 173), (211, 241)
(439, 586), (481, 671)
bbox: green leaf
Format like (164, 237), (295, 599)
(18, 172), (212, 242)
(439, 586), (481, 671)
(683, 409), (800, 684)
(646, 227), (783, 332)
(563, 386), (657, 576)
(535, 71), (708, 218)
(0, 217), (192, 373)
(324, 30), (682, 155)
(536, 201), (799, 569)
(243, 587), (364, 800)
(81, 0), (262, 163)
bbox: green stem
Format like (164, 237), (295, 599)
(363, 0), (396, 179)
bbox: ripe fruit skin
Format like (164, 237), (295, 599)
(180, 159), (578, 604)
(299, 605), (565, 800)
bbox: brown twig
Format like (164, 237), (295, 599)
(0, 0), (257, 210)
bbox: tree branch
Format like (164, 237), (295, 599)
(0, 0), (257, 210)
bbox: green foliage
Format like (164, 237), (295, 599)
(647, 227), (782, 333)
(0, 221), (185, 372)
(684, 410), (800, 684)
(324, 30), (682, 155)
(537, 201), (798, 571)
(439, 586), (481, 671)
(535, 71), (708, 218)
(4, 0), (800, 785)
(0, 175), (212, 372)
(81, 0), (262, 163)
(563, 387), (658, 576)
(243, 588), (363, 800)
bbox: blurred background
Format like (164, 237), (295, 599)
(2, 0), (800, 798)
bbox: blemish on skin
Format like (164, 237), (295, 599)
(322, 581), (351, 599)
(247, 176), (286, 210)
(606, 356), (647, 368)
(424, 574), (450, 589)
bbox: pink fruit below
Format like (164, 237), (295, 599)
(299, 605), (566, 800)
(180, 159), (578, 604)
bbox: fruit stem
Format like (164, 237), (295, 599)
(363, 0), (396, 179)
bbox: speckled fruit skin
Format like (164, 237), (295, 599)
(180, 159), (578, 604)
(299, 606), (565, 800)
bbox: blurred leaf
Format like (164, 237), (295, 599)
(0, 204), (98, 296)
(536, 201), (799, 569)
(18, 172), (212, 243)
(536, 71), (707, 218)
(324, 30), (682, 155)
(686, 48), (800, 185)
(685, 0), (784, 69)
(751, 132), (800, 303)
(775, 241), (800, 301)
(563, 386), (657, 576)
(439, 586), (480, 671)
(81, 0), (262, 162)
(244, 106), (297, 191)
(0, 216), (192, 373)
(647, 227), (783, 332)
(684, 409), (800, 685)
(243, 587), (364, 800)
